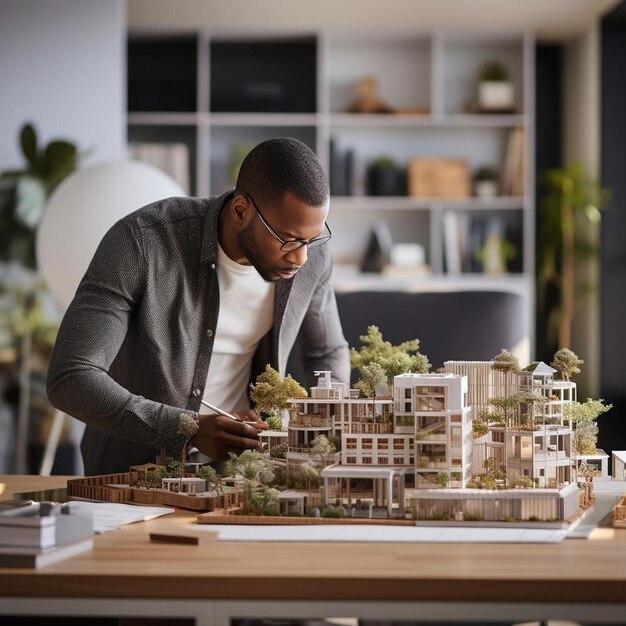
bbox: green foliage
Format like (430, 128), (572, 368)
(321, 505), (344, 518)
(462, 512), (483, 521)
(144, 470), (161, 488)
(197, 465), (219, 492)
(480, 61), (509, 81)
(538, 164), (611, 349)
(355, 362), (387, 399)
(225, 449), (275, 485)
(467, 474), (497, 489)
(396, 415), (415, 427)
(249, 486), (280, 516)
(370, 156), (397, 169)
(264, 415), (283, 430)
(287, 461), (320, 489)
(472, 422), (489, 437)
(492, 349), (521, 375)
(564, 398), (612, 455)
(326, 434), (342, 452)
(249, 364), (307, 416)
(309, 434), (336, 465)
(0, 123), (80, 268)
(430, 511), (451, 521)
(474, 166), (498, 182)
(350, 325), (431, 383)
(527, 515), (540, 522)
(551, 348), (584, 381)
(511, 475), (535, 489)
(269, 443), (288, 459)
(165, 460), (183, 478)
(435, 472), (450, 488)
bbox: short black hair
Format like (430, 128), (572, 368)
(235, 137), (329, 208)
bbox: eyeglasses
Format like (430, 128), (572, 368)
(246, 193), (332, 253)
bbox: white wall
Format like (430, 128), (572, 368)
(0, 0), (126, 170)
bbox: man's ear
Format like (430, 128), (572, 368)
(230, 193), (250, 229)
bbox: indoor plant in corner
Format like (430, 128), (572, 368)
(0, 122), (80, 473)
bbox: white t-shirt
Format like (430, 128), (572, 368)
(200, 243), (275, 414)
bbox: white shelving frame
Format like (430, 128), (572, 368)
(127, 28), (535, 351)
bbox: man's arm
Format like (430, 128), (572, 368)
(46, 217), (192, 458)
(295, 257), (350, 389)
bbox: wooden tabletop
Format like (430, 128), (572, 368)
(2, 475), (626, 603)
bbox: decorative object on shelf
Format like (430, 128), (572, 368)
(501, 127), (525, 196)
(347, 75), (393, 114)
(129, 142), (190, 194)
(389, 243), (426, 271)
(359, 220), (394, 273)
(537, 164), (611, 350)
(473, 166), (499, 198)
(474, 218), (516, 276)
(477, 61), (515, 113)
(408, 158), (470, 198)
(366, 156), (404, 196)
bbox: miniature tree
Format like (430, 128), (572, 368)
(269, 442), (288, 459)
(355, 362), (387, 417)
(264, 415), (283, 430)
(310, 434), (336, 468)
(249, 364), (307, 424)
(578, 460), (596, 508)
(144, 469), (160, 489)
(197, 465), (221, 495)
(350, 325), (431, 389)
(564, 399), (612, 455)
(177, 413), (199, 490)
(225, 449), (275, 513)
(435, 472), (450, 488)
(165, 460), (182, 478)
(551, 348), (584, 381)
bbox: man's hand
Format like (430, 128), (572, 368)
(193, 410), (267, 461)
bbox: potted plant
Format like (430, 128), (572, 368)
(366, 156), (404, 196)
(537, 164), (610, 350)
(478, 61), (514, 112)
(473, 166), (499, 198)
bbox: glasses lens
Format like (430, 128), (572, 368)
(281, 241), (305, 252)
(307, 235), (332, 249)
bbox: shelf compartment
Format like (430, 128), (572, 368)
(208, 125), (317, 196)
(210, 37), (317, 113)
(128, 35), (198, 113)
(326, 33), (431, 114)
(440, 33), (525, 115)
(128, 124), (197, 196)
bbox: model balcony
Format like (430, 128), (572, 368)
(289, 414), (332, 429)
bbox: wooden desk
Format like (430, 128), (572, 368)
(1, 475), (626, 625)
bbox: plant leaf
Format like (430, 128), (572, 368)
(15, 176), (46, 229)
(20, 124), (38, 170)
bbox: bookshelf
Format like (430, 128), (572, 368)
(127, 29), (534, 342)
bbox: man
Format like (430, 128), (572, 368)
(47, 138), (350, 475)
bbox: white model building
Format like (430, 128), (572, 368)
(280, 361), (583, 521)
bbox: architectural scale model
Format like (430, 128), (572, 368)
(68, 331), (614, 527)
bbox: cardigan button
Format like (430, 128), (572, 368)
(207, 329), (213, 338)
(192, 388), (202, 397)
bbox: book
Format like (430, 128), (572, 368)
(0, 537), (93, 569)
(0, 507), (94, 549)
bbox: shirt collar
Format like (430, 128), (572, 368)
(200, 189), (235, 264)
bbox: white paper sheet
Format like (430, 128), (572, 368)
(195, 524), (567, 543)
(67, 501), (174, 533)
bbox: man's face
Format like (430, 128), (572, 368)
(239, 191), (329, 283)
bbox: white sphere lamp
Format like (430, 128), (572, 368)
(37, 160), (185, 310)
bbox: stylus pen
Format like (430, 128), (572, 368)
(200, 399), (240, 421)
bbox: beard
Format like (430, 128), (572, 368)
(238, 220), (299, 283)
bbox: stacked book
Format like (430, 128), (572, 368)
(129, 142), (191, 194)
(0, 501), (94, 568)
